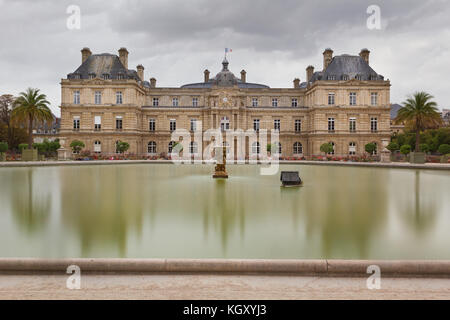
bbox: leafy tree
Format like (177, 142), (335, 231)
(438, 144), (450, 155)
(11, 88), (53, 150)
(400, 144), (412, 155)
(116, 141), (130, 154)
(386, 142), (399, 152)
(0, 94), (28, 149)
(70, 140), (85, 154)
(365, 143), (377, 155)
(394, 92), (442, 151)
(320, 143), (333, 155)
(0, 141), (8, 153)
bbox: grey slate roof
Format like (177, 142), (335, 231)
(310, 55), (384, 82)
(67, 54), (143, 82)
(181, 58), (269, 89)
(390, 104), (402, 120)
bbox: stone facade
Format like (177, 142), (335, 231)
(59, 48), (391, 159)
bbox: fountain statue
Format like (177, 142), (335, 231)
(213, 145), (228, 179)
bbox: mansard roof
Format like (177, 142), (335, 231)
(181, 58), (269, 89)
(67, 53), (142, 82)
(310, 54), (384, 82)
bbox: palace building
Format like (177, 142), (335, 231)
(59, 47), (391, 159)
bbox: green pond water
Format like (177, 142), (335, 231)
(0, 164), (449, 259)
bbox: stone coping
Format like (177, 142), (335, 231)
(0, 258), (449, 277)
(0, 159), (449, 170)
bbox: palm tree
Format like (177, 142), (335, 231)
(11, 88), (53, 149)
(394, 92), (442, 152)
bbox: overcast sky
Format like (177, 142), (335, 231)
(1, 0), (449, 116)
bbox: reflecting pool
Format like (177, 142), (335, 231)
(0, 164), (449, 259)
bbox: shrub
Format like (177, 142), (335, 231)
(400, 144), (412, 155)
(116, 141), (130, 154)
(0, 142), (8, 153)
(419, 143), (430, 153)
(70, 140), (85, 154)
(438, 144), (450, 155)
(18, 143), (28, 151)
(320, 143), (333, 155)
(386, 142), (399, 152)
(365, 143), (377, 155)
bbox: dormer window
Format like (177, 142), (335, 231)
(369, 74), (377, 81)
(342, 75), (349, 81)
(88, 73), (96, 79)
(117, 73), (125, 80)
(73, 73), (81, 80)
(355, 75), (363, 81)
(102, 73), (110, 80)
(327, 75), (336, 81)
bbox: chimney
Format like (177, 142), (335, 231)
(136, 64), (144, 81)
(150, 77), (156, 88)
(81, 47), (91, 64)
(204, 69), (210, 82)
(293, 78), (300, 88)
(359, 48), (370, 65)
(118, 47), (129, 69)
(306, 65), (314, 82)
(240, 70), (246, 83)
(323, 48), (333, 71)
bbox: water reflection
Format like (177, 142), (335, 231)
(0, 164), (449, 259)
(9, 168), (50, 234)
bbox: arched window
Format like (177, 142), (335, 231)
(189, 141), (198, 154)
(349, 142), (356, 155)
(148, 141), (157, 154)
(168, 141), (176, 153)
(252, 142), (260, 154)
(293, 142), (303, 154)
(220, 116), (230, 131)
(94, 140), (101, 153)
(328, 142), (335, 155)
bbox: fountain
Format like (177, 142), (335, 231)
(213, 146), (228, 179)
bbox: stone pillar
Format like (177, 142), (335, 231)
(380, 138), (391, 163)
(57, 137), (70, 160)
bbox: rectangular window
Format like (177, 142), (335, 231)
(172, 97), (179, 107)
(149, 118), (155, 131)
(328, 93), (335, 105)
(295, 119), (302, 132)
(349, 117), (356, 132)
(272, 98), (278, 107)
(349, 142), (356, 155)
(116, 91), (123, 104)
(116, 116), (123, 130)
(190, 118), (197, 131)
(73, 91), (80, 104)
(328, 117), (335, 132)
(371, 92), (378, 106)
(94, 115), (101, 131)
(371, 117), (378, 132)
(73, 116), (80, 130)
(94, 91), (102, 105)
(291, 98), (298, 107)
(152, 98), (159, 107)
(349, 92), (357, 106)
(252, 98), (258, 107)
(170, 119), (176, 131)
(274, 119), (280, 131)
(253, 119), (260, 131)
(192, 97), (198, 107)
